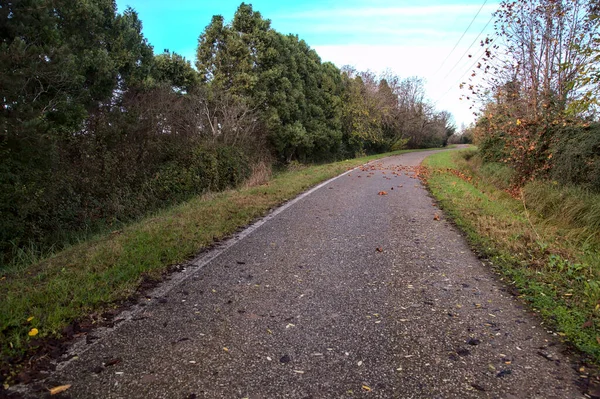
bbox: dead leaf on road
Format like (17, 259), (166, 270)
(376, 247), (383, 252)
(378, 191), (388, 196)
(433, 214), (440, 221)
(49, 385), (71, 395)
(104, 358), (122, 367)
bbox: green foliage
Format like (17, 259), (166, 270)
(549, 123), (600, 192)
(479, 162), (515, 189)
(195, 4), (450, 163)
(150, 145), (250, 200)
(0, 83), (252, 267)
(0, 1), (453, 268)
(391, 138), (410, 151)
(152, 52), (199, 93)
(524, 181), (600, 243)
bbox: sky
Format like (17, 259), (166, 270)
(116, 0), (500, 128)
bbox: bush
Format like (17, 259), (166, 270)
(216, 146), (251, 190)
(550, 123), (600, 192)
(0, 110), (251, 269)
(477, 131), (509, 163)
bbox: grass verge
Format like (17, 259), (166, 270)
(423, 149), (600, 363)
(0, 147), (440, 381)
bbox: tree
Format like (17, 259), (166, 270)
(0, 0), (154, 255)
(468, 0), (600, 183)
(471, 0), (597, 119)
(569, 2), (600, 116)
(153, 51), (199, 93)
(196, 3), (345, 162)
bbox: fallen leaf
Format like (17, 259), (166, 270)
(582, 319), (593, 328)
(223, 347), (229, 352)
(49, 385), (71, 395)
(28, 328), (38, 337)
(596, 336), (600, 345)
(27, 316), (34, 322)
(362, 384), (372, 391)
(433, 214), (440, 221)
(378, 191), (388, 195)
(375, 247), (383, 252)
(104, 358), (122, 367)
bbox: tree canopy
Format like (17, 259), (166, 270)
(0, 1), (453, 266)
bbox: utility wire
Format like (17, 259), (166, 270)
(434, 43), (490, 104)
(440, 13), (495, 81)
(433, 0), (489, 75)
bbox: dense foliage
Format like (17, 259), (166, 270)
(469, 0), (600, 190)
(0, 2), (452, 266)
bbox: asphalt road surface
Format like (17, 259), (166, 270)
(19, 149), (584, 398)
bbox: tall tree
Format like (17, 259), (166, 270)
(153, 51), (199, 93)
(0, 0), (153, 253)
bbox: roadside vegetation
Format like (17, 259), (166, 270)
(427, 0), (600, 362)
(424, 149), (600, 362)
(0, 2), (456, 272)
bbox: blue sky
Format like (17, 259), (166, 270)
(116, 0), (499, 127)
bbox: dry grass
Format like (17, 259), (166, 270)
(244, 160), (273, 188)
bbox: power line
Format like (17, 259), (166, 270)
(433, 41), (492, 105)
(440, 13), (494, 81)
(433, 0), (489, 75)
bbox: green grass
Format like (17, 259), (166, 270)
(0, 147), (442, 378)
(423, 149), (600, 363)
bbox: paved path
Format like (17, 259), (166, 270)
(20, 149), (583, 398)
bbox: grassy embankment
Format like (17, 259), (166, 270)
(0, 147), (441, 374)
(423, 149), (600, 363)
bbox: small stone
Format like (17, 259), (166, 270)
(456, 348), (470, 357)
(280, 355), (291, 363)
(496, 369), (512, 378)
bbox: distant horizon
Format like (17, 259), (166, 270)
(117, 1), (499, 128)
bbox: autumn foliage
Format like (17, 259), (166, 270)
(470, 0), (600, 190)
